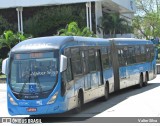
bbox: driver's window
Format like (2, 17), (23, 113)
(64, 48), (73, 82)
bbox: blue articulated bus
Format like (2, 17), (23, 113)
(2, 36), (156, 116)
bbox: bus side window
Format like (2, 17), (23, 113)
(88, 49), (96, 72)
(67, 59), (73, 81)
(118, 49), (122, 66)
(64, 48), (70, 57)
(71, 47), (83, 76)
(140, 46), (146, 62)
(146, 47), (151, 61)
(127, 47), (136, 65)
(135, 46), (141, 63)
(64, 48), (73, 82)
(82, 50), (89, 74)
(118, 48), (125, 66)
(123, 47), (128, 65)
(95, 50), (101, 71)
(150, 46), (154, 60)
(108, 48), (112, 66)
(101, 47), (109, 69)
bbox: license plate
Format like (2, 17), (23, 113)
(27, 108), (37, 112)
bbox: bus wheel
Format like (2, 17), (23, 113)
(75, 91), (83, 113)
(102, 83), (109, 101)
(138, 74), (143, 88)
(144, 72), (149, 86)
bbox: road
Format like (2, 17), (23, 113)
(0, 75), (160, 126)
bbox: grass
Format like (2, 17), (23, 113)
(0, 74), (6, 79)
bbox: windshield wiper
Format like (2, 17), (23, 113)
(19, 67), (43, 98)
(19, 70), (31, 98)
(33, 69), (43, 93)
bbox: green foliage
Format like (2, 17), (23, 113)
(0, 4), (91, 37)
(0, 15), (12, 35)
(133, 13), (160, 39)
(0, 30), (26, 50)
(81, 27), (96, 37)
(24, 5), (86, 37)
(0, 30), (30, 71)
(58, 22), (96, 37)
(133, 0), (160, 39)
(99, 13), (131, 37)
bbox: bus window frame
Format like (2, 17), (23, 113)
(63, 48), (74, 83)
(70, 47), (83, 78)
(101, 46), (110, 69)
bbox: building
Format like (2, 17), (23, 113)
(0, 0), (136, 38)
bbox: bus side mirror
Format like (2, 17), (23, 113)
(60, 55), (67, 72)
(2, 58), (8, 75)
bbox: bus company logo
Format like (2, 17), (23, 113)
(2, 118), (11, 123)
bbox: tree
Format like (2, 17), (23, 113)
(99, 13), (130, 38)
(57, 22), (96, 37)
(0, 30), (26, 50)
(0, 15), (12, 35)
(24, 4), (87, 37)
(133, 0), (160, 39)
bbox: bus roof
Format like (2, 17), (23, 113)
(11, 36), (109, 52)
(11, 36), (74, 52)
(109, 38), (153, 45)
(11, 36), (152, 53)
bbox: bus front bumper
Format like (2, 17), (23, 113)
(8, 102), (67, 116)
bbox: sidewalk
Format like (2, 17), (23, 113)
(0, 84), (6, 92)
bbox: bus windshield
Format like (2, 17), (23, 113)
(9, 51), (59, 96)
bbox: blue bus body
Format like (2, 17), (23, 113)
(111, 38), (156, 90)
(5, 36), (156, 115)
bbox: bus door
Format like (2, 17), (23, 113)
(118, 47), (128, 88)
(82, 50), (91, 90)
(88, 49), (99, 88)
(96, 50), (103, 86)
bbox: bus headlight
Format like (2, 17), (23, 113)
(47, 92), (58, 105)
(8, 94), (18, 106)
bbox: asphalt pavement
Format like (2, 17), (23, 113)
(0, 75), (160, 125)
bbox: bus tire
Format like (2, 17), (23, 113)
(102, 83), (109, 101)
(138, 74), (143, 88)
(143, 72), (149, 86)
(75, 90), (83, 113)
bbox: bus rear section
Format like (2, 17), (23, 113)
(110, 39), (157, 90)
